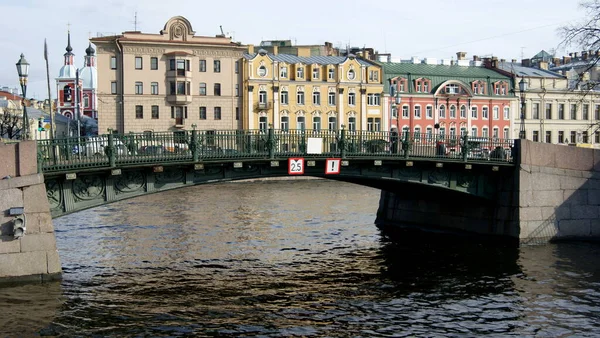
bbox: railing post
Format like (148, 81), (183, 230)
(107, 133), (116, 168)
(191, 129), (199, 162)
(461, 133), (469, 162)
(340, 125), (347, 159)
(268, 125), (275, 159)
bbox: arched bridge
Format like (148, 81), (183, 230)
(37, 128), (515, 218)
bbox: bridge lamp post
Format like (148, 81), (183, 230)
(16, 54), (30, 140)
(519, 78), (527, 139)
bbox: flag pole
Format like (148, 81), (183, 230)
(44, 38), (54, 140)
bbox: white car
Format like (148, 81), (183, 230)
(83, 136), (128, 157)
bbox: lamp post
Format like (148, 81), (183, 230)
(519, 78), (527, 139)
(15, 54), (30, 140)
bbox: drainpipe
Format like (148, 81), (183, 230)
(115, 38), (125, 133)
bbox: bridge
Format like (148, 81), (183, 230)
(36, 128), (514, 217)
(2, 128), (600, 283)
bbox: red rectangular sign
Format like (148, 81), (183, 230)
(288, 158), (305, 175)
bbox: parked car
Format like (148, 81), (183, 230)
(83, 136), (128, 157)
(139, 145), (166, 155)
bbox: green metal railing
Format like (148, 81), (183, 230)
(36, 128), (515, 173)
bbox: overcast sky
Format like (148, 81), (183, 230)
(0, 0), (587, 100)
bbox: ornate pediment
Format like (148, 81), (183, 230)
(161, 16), (196, 42)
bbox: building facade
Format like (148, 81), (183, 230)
(90, 16), (246, 133)
(242, 48), (384, 133)
(56, 32), (83, 120)
(381, 54), (515, 141)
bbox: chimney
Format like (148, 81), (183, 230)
(456, 51), (467, 61)
(473, 55), (480, 61)
(512, 59), (517, 63)
(574, 52), (579, 58)
(273, 45), (278, 55)
(491, 56), (498, 68)
(500, 58), (506, 63)
(522, 58), (531, 67)
(582, 51), (588, 60)
(563, 56), (571, 64)
(539, 61), (548, 70)
(248, 44), (255, 54)
(552, 57), (561, 66)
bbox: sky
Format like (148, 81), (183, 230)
(0, 0), (588, 100)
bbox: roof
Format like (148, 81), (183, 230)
(531, 50), (553, 61)
(380, 62), (512, 94)
(550, 57), (600, 71)
(496, 61), (564, 78)
(243, 52), (374, 66)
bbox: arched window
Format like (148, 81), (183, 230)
(63, 85), (72, 102)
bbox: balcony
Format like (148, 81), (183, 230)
(256, 102), (272, 110)
(166, 70), (192, 79)
(167, 94), (193, 105)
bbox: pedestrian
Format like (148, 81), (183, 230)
(390, 127), (399, 154)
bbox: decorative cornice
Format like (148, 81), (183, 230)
(123, 47), (166, 55)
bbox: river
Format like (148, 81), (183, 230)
(1, 179), (600, 337)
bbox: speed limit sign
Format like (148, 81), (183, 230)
(288, 158), (305, 175)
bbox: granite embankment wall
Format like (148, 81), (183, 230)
(0, 141), (61, 283)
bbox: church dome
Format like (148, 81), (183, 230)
(58, 64), (77, 79)
(85, 43), (95, 56)
(78, 66), (97, 89)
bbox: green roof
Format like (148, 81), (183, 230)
(379, 62), (513, 95)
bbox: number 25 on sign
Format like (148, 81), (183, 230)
(288, 158), (305, 175)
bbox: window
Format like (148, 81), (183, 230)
(460, 105), (466, 119)
(559, 104), (565, 119)
(426, 106), (433, 118)
(504, 107), (510, 120)
(450, 105), (456, 118)
(532, 103), (540, 119)
(367, 93), (380, 106)
(328, 92), (336, 106)
(471, 127), (477, 137)
(313, 116), (321, 130)
(348, 92), (356, 106)
(214, 107), (221, 120)
(281, 116), (289, 131)
(426, 127), (433, 140)
(493, 106), (499, 120)
(150, 57), (158, 70)
(199, 107), (206, 120)
(450, 127), (456, 138)
(446, 84), (459, 94)
(297, 116), (305, 130)
(235, 61), (239, 74)
(312, 68), (319, 79)
(392, 106), (398, 118)
(416, 82), (422, 93)
(236, 107), (240, 120)
(110, 81), (117, 94)
(482, 106), (489, 119)
(151, 105), (159, 119)
(347, 69), (356, 80)
(402, 105), (409, 118)
(281, 90), (288, 105)
(414, 106), (421, 118)
(558, 131), (565, 144)
(493, 128), (499, 139)
(533, 130), (539, 142)
(110, 56), (117, 70)
(151, 82), (158, 95)
(369, 70), (379, 81)
(583, 104), (590, 120)
(214, 83), (221, 96)
(545, 130), (552, 143)
(471, 106), (477, 119)
(135, 105), (143, 119)
(423, 81), (429, 93)
(199, 83), (206, 96)
(297, 90), (305, 105)
(171, 59), (188, 76)
(257, 66), (267, 77)
(328, 68), (335, 80)
(199, 60), (206, 72)
(214, 60), (221, 72)
(313, 91), (321, 105)
(259, 90), (267, 104)
(367, 118), (381, 131)
(414, 127), (421, 139)
(503, 128), (509, 140)
(235, 84), (239, 97)
(83, 94), (89, 108)
(439, 127), (446, 138)
(439, 105), (446, 118)
(297, 67), (304, 78)
(596, 105), (600, 120)
(171, 81), (188, 95)
(570, 104), (577, 120)
(259, 116), (268, 132)
(583, 131), (589, 143)
(482, 127), (489, 138)
(348, 117), (356, 131)
(545, 103), (552, 119)
(570, 131), (577, 143)
(328, 116), (336, 131)
(596, 131), (600, 143)
(135, 81), (143, 95)
(135, 57), (142, 69)
(280, 66), (287, 78)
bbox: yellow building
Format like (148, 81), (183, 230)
(242, 46), (384, 132)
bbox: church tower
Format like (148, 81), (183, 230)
(56, 30), (83, 120)
(79, 42), (98, 119)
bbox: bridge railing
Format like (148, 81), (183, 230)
(36, 129), (515, 173)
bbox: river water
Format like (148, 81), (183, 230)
(2, 179), (600, 337)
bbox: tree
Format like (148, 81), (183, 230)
(559, 0), (600, 53)
(0, 108), (24, 140)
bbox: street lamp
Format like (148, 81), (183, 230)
(519, 78), (528, 139)
(15, 53), (30, 140)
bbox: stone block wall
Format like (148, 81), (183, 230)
(518, 141), (600, 244)
(0, 141), (61, 283)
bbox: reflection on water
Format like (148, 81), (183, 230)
(1, 180), (600, 337)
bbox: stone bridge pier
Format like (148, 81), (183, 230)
(0, 141), (61, 283)
(376, 140), (600, 244)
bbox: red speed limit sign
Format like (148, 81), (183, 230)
(288, 158), (305, 175)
